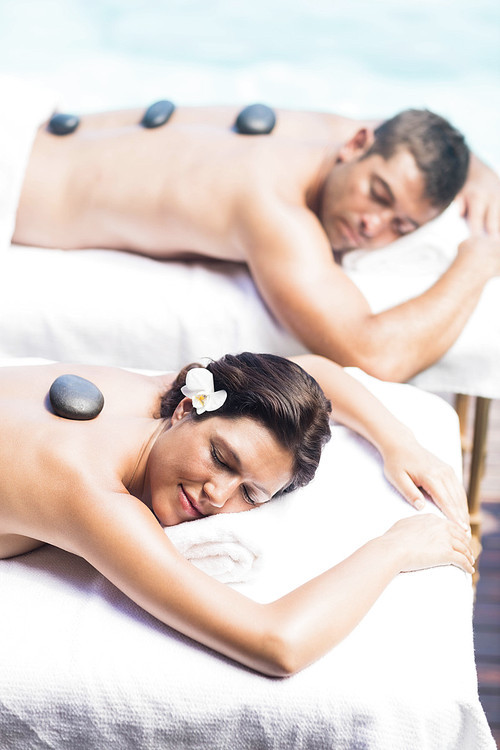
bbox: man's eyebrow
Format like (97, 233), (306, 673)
(372, 174), (395, 204)
(373, 174), (420, 230)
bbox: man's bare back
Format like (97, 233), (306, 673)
(11, 104), (500, 381)
(15, 118), (331, 261)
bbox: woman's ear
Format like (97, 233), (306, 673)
(171, 397), (193, 424)
(337, 127), (375, 162)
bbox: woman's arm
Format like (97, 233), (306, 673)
(292, 354), (469, 529)
(74, 490), (474, 677)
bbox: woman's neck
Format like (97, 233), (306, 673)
(125, 419), (167, 501)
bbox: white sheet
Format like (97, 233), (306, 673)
(2, 233), (499, 399)
(0, 367), (495, 749)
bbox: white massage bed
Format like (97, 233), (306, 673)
(0, 368), (495, 749)
(0, 76), (497, 747)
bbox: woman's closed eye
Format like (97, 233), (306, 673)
(210, 443), (257, 506)
(211, 443), (228, 469)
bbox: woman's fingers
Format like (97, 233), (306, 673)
(447, 522), (475, 573)
(390, 471), (426, 511)
(416, 470), (469, 530)
(390, 515), (475, 575)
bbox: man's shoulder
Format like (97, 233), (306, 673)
(243, 197), (330, 257)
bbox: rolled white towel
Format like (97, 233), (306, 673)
(164, 512), (263, 583)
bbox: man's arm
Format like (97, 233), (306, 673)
(456, 153), (500, 236)
(247, 210), (500, 382)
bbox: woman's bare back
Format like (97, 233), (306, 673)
(0, 363), (170, 557)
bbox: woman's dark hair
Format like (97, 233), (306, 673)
(160, 352), (332, 493)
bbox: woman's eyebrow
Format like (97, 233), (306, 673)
(216, 435), (268, 496)
(216, 436), (241, 468)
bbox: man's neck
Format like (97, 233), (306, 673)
(304, 146), (340, 219)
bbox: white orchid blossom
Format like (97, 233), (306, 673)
(180, 368), (227, 415)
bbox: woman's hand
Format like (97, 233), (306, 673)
(381, 437), (470, 531)
(383, 514), (475, 575)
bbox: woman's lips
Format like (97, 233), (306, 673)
(178, 485), (205, 519)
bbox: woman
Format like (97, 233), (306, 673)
(0, 353), (473, 676)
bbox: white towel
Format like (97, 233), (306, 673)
(164, 512), (264, 583)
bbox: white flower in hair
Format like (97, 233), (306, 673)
(180, 368), (227, 415)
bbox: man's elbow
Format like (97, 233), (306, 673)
(352, 351), (414, 383)
(336, 335), (419, 383)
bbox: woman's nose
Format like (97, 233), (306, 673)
(204, 476), (239, 508)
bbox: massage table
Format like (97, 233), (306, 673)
(0, 367), (495, 748)
(0, 76), (497, 746)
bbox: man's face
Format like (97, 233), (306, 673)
(321, 145), (441, 252)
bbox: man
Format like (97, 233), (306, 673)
(12, 104), (500, 381)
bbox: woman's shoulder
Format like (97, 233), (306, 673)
(0, 362), (175, 418)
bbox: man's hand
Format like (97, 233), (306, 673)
(457, 235), (500, 278)
(457, 154), (500, 236)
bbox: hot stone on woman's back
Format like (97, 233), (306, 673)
(49, 374), (104, 420)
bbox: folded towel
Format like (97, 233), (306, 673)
(164, 512), (263, 583)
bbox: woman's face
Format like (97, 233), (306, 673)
(146, 402), (294, 527)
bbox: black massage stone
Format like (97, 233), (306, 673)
(141, 100), (176, 129)
(235, 103), (276, 135)
(49, 374), (105, 421)
(47, 113), (80, 136)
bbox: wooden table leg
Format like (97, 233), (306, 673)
(467, 397), (492, 585)
(455, 393), (472, 453)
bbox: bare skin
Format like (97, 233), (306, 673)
(0, 357), (473, 676)
(12, 106), (500, 381)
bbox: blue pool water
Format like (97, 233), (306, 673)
(0, 0), (498, 164)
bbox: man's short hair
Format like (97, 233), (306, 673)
(365, 109), (470, 210)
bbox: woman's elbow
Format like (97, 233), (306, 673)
(259, 632), (303, 677)
(257, 620), (317, 677)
